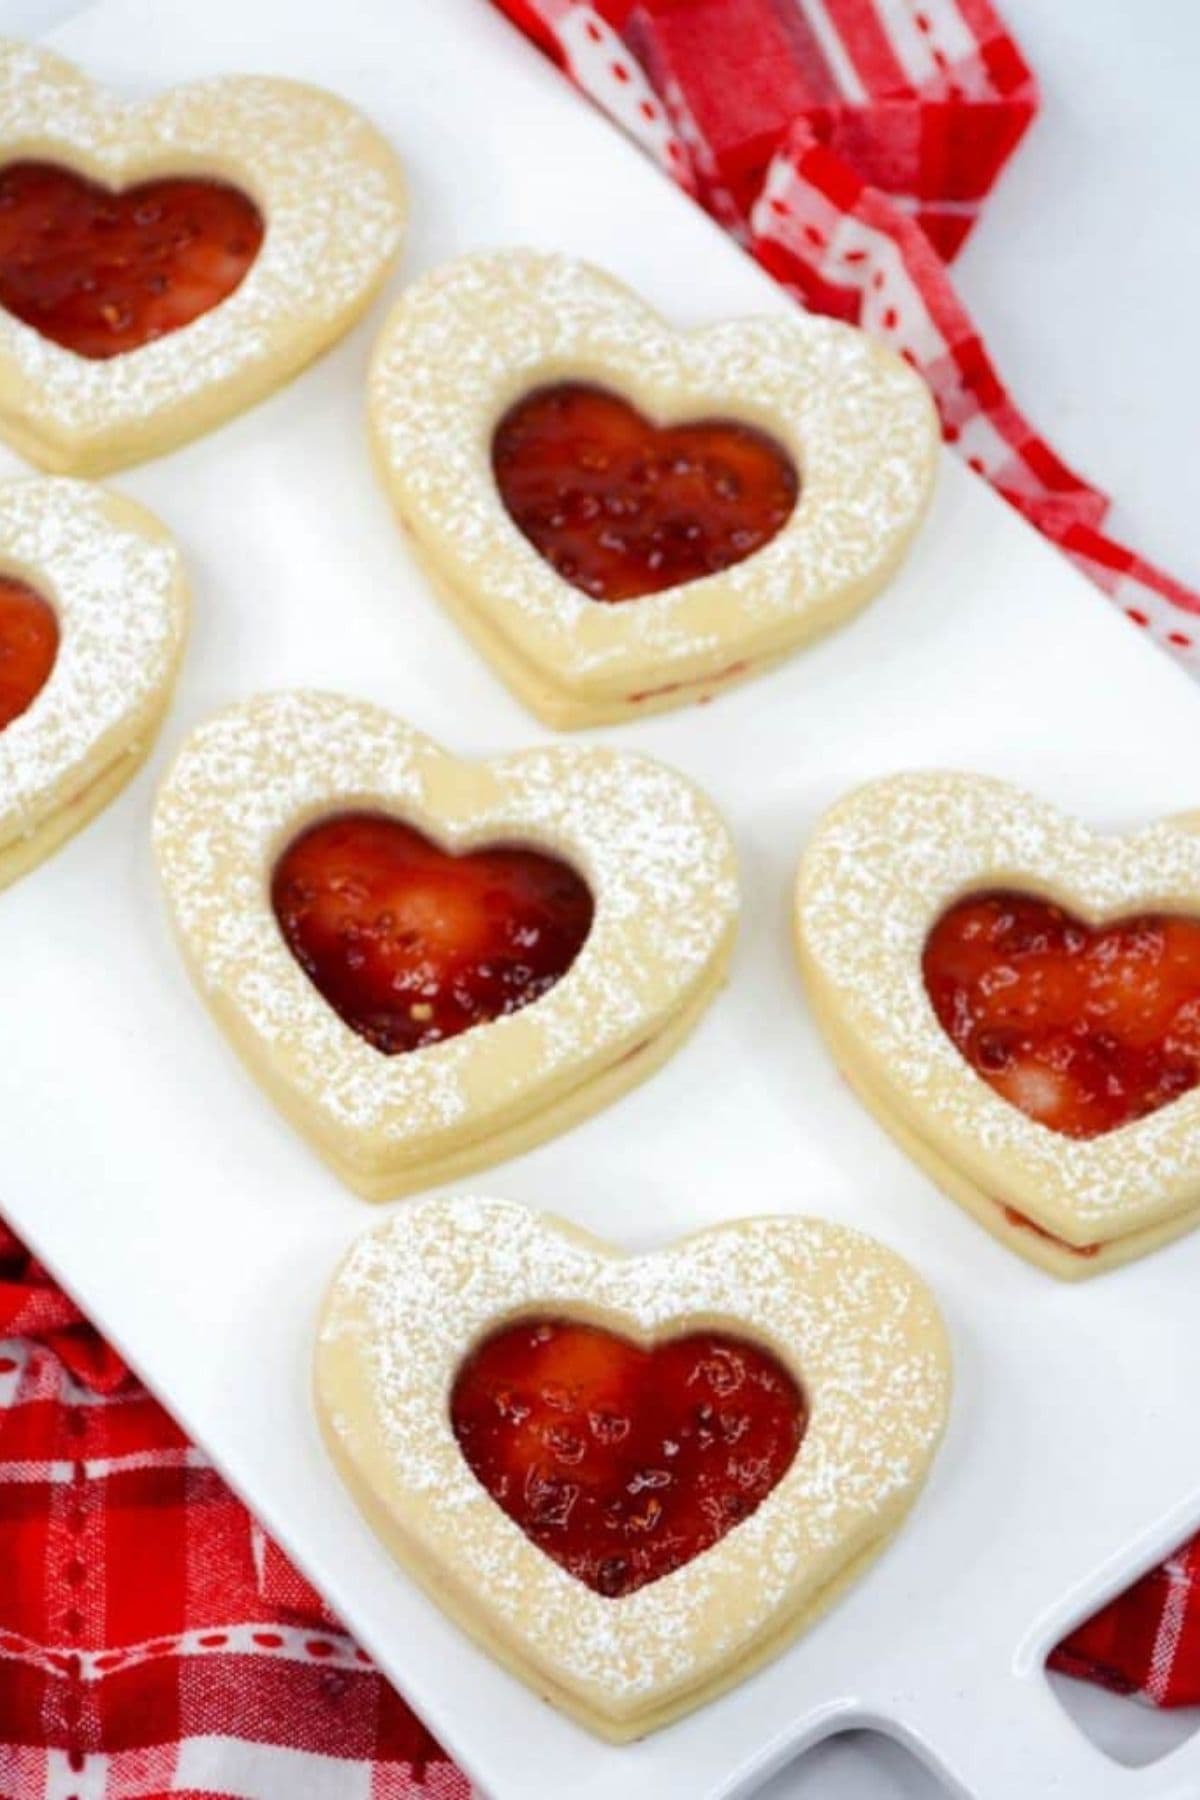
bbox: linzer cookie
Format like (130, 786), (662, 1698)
(315, 1195), (950, 1740)
(0, 476), (187, 890)
(0, 39), (406, 473)
(795, 771), (1200, 1276)
(153, 692), (738, 1198)
(368, 250), (938, 728)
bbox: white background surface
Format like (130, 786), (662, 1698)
(1, 1), (1198, 1796)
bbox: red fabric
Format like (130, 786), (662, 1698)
(0, 1223), (466, 1798)
(1050, 1538), (1200, 1708)
(496, 0), (1200, 672)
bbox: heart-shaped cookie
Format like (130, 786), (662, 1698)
(368, 250), (938, 729)
(0, 40), (406, 473)
(795, 771), (1200, 1276)
(315, 1195), (950, 1740)
(0, 475), (187, 890)
(153, 693), (738, 1198)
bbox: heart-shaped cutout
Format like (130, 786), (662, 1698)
(271, 811), (594, 1055)
(795, 772), (1200, 1276)
(0, 42), (406, 473)
(154, 693), (738, 1199)
(450, 1316), (806, 1598)
(0, 160), (263, 359)
(0, 571), (57, 729)
(369, 250), (938, 728)
(0, 476), (187, 892)
(491, 381), (799, 602)
(923, 889), (1200, 1139)
(316, 1196), (949, 1740)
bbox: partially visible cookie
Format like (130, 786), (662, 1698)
(796, 770), (1200, 1275)
(0, 39), (406, 472)
(0, 477), (187, 890)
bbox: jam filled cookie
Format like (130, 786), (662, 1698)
(369, 250), (938, 729)
(316, 1196), (950, 1741)
(153, 693), (738, 1198)
(0, 476), (187, 890)
(795, 772), (1200, 1276)
(0, 40), (406, 473)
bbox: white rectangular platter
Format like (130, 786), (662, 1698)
(7, 1), (1200, 1795)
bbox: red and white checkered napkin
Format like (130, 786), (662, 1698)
(497, 0), (1200, 668)
(0, 1226), (467, 1799)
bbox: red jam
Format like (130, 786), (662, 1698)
(450, 1317), (806, 1598)
(0, 575), (57, 730)
(0, 161), (263, 359)
(923, 889), (1200, 1137)
(271, 812), (593, 1055)
(491, 382), (798, 602)
(1000, 1206), (1102, 1258)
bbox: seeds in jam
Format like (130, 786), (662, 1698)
(923, 889), (1200, 1137)
(0, 161), (264, 359)
(450, 1317), (806, 1598)
(491, 381), (798, 602)
(0, 575), (57, 730)
(271, 812), (594, 1055)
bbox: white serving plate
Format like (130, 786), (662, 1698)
(6, 1), (1200, 1795)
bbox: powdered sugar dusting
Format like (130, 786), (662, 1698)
(797, 771), (1200, 1232)
(153, 692), (737, 1181)
(0, 477), (185, 844)
(369, 250), (937, 693)
(318, 1196), (949, 1713)
(0, 41), (405, 459)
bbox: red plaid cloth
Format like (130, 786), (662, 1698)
(4, 4), (1199, 1793)
(0, 1225), (468, 1798)
(1051, 1540), (1200, 1708)
(497, 0), (1200, 670)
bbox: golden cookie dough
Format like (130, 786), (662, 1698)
(369, 250), (938, 729)
(153, 692), (739, 1199)
(0, 477), (187, 891)
(0, 40), (406, 474)
(315, 1196), (951, 1740)
(796, 771), (1200, 1276)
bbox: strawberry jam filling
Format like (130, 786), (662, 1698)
(271, 812), (593, 1055)
(451, 1318), (806, 1597)
(1000, 1206), (1101, 1258)
(491, 381), (798, 602)
(923, 889), (1200, 1138)
(0, 161), (263, 359)
(0, 575), (57, 730)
